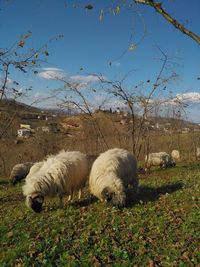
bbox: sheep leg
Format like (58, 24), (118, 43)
(68, 191), (73, 202)
(78, 189), (82, 199)
(59, 194), (63, 208)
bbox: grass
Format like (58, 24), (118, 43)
(0, 163), (199, 266)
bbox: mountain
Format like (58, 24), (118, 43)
(0, 99), (41, 113)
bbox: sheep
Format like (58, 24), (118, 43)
(25, 154), (96, 202)
(26, 161), (44, 179)
(171, 150), (180, 162)
(196, 147), (200, 161)
(22, 150), (89, 213)
(10, 162), (34, 185)
(145, 152), (176, 170)
(89, 148), (138, 207)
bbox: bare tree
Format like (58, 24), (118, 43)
(134, 0), (200, 46)
(52, 79), (109, 152)
(96, 47), (182, 159)
(0, 32), (63, 139)
(0, 32), (64, 177)
(3, 1), (199, 45)
(40, 45), (188, 160)
(83, 0), (200, 46)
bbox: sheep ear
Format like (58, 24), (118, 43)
(35, 195), (44, 204)
(26, 196), (33, 207)
(102, 187), (113, 202)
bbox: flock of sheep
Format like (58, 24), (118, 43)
(9, 147), (200, 213)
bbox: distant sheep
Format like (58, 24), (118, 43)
(22, 150), (89, 213)
(171, 150), (180, 162)
(89, 148), (138, 207)
(10, 162), (34, 185)
(145, 152), (176, 170)
(196, 147), (200, 161)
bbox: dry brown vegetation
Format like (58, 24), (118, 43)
(0, 102), (200, 178)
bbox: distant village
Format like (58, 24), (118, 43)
(17, 109), (200, 139)
(17, 112), (59, 138)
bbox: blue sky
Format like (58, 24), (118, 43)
(0, 0), (200, 121)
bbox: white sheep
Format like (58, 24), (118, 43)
(10, 162), (34, 185)
(25, 161), (44, 179)
(89, 148), (138, 207)
(196, 147), (200, 161)
(145, 152), (176, 170)
(22, 150), (89, 212)
(171, 150), (180, 162)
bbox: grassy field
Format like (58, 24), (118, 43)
(0, 163), (199, 266)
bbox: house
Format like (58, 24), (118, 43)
(17, 128), (32, 138)
(182, 127), (190, 134)
(41, 126), (51, 133)
(20, 124), (31, 129)
(17, 123), (34, 138)
(37, 123), (58, 133)
(116, 107), (121, 114)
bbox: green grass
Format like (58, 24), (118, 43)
(0, 163), (199, 266)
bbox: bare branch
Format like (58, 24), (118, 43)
(0, 63), (10, 101)
(53, 77), (109, 150)
(134, 0), (200, 45)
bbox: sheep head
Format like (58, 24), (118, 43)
(102, 187), (125, 207)
(26, 193), (44, 213)
(11, 176), (19, 186)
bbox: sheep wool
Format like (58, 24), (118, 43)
(171, 150), (180, 161)
(10, 162), (34, 185)
(89, 148), (138, 207)
(145, 152), (175, 170)
(22, 150), (89, 212)
(26, 161), (44, 179)
(197, 147), (200, 161)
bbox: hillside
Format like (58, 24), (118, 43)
(0, 100), (200, 177)
(0, 99), (41, 113)
(0, 99), (199, 128)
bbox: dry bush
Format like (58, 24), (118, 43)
(1, 109), (200, 178)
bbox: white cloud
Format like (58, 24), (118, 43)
(24, 91), (58, 108)
(93, 94), (126, 110)
(0, 77), (13, 86)
(74, 82), (88, 90)
(6, 77), (13, 85)
(38, 67), (66, 80)
(25, 92), (49, 105)
(68, 75), (100, 89)
(165, 92), (200, 106)
(176, 92), (200, 103)
(69, 75), (99, 83)
(107, 99), (126, 109)
(38, 68), (100, 89)
(0, 77), (25, 98)
(34, 92), (49, 99)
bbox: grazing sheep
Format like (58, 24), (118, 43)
(22, 150), (89, 213)
(171, 150), (180, 162)
(145, 152), (176, 170)
(196, 147), (200, 161)
(26, 161), (44, 179)
(89, 148), (138, 207)
(10, 162), (34, 185)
